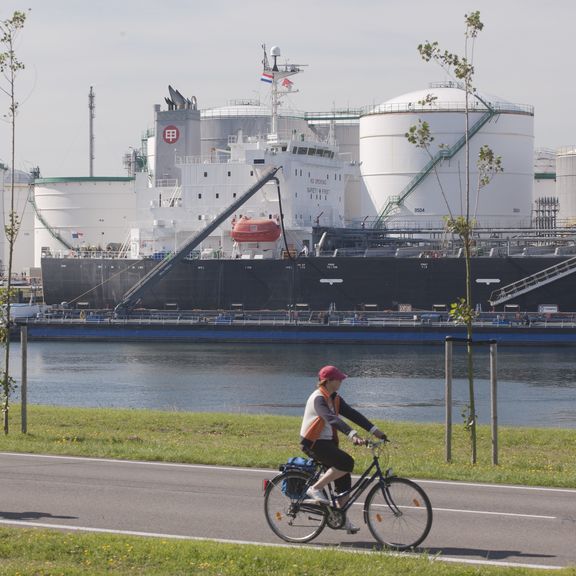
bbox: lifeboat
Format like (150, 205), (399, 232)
(231, 217), (281, 243)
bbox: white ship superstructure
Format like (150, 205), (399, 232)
(129, 46), (354, 260)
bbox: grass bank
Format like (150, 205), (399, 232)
(0, 528), (572, 576)
(1, 405), (576, 487)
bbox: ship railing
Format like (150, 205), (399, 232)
(20, 310), (576, 329)
(155, 178), (179, 188)
(41, 249), (130, 260)
(305, 109), (363, 122)
(227, 129), (331, 145)
(175, 153), (233, 165)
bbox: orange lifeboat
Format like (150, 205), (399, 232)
(231, 217), (281, 243)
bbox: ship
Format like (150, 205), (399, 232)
(37, 46), (576, 314)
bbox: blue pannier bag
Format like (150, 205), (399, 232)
(280, 457), (316, 498)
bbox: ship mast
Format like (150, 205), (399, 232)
(262, 45), (304, 139)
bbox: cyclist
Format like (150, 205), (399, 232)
(300, 365), (387, 534)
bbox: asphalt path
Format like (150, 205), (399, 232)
(0, 452), (575, 570)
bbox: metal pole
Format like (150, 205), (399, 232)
(490, 341), (498, 465)
(20, 326), (27, 434)
(445, 338), (453, 463)
(89, 86), (95, 177)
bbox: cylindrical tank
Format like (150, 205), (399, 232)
(533, 148), (556, 203)
(359, 82), (535, 228)
(555, 147), (576, 225)
(33, 177), (136, 266)
(0, 171), (35, 275)
(201, 101), (313, 156)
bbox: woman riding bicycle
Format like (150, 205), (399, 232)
(300, 365), (387, 533)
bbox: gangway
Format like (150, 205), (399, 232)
(489, 256), (576, 306)
(373, 100), (498, 228)
(114, 167), (280, 314)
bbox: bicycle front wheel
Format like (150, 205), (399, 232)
(365, 477), (432, 550)
(264, 470), (327, 543)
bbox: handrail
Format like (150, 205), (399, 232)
(28, 187), (75, 250)
(362, 100), (533, 116)
(489, 256), (576, 306)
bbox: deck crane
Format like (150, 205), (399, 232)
(114, 166), (281, 315)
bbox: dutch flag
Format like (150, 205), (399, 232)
(261, 72), (273, 84)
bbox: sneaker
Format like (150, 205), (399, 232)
(304, 488), (330, 505)
(342, 518), (360, 534)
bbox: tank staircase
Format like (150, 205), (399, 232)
(488, 256), (576, 306)
(28, 191), (75, 251)
(114, 167), (281, 314)
(373, 100), (498, 229)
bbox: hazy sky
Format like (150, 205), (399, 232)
(1, 0), (575, 177)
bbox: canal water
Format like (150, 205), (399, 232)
(8, 341), (576, 428)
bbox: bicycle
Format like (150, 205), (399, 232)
(263, 440), (432, 550)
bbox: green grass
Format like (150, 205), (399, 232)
(2, 405), (576, 487)
(0, 528), (573, 576)
(1, 406), (576, 574)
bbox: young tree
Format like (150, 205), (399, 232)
(406, 11), (503, 463)
(0, 10), (28, 434)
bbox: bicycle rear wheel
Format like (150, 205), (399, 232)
(264, 470), (327, 543)
(365, 477), (432, 550)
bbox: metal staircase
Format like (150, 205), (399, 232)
(28, 191), (75, 250)
(489, 256), (576, 306)
(373, 104), (497, 228)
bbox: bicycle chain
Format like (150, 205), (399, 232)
(325, 507), (345, 529)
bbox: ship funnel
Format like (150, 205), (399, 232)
(168, 85), (186, 109)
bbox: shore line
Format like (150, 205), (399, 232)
(13, 316), (576, 345)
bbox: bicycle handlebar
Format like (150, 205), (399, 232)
(366, 438), (389, 447)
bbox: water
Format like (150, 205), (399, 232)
(7, 341), (576, 428)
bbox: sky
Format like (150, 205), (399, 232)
(1, 0), (575, 178)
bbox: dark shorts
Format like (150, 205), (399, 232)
(301, 439), (354, 493)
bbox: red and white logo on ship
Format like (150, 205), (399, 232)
(163, 125), (180, 144)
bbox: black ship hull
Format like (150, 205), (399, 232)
(40, 255), (576, 312)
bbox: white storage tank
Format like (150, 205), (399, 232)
(533, 148), (556, 203)
(555, 147), (576, 225)
(359, 82), (534, 228)
(0, 171), (35, 275)
(33, 177), (136, 266)
(201, 101), (313, 156)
